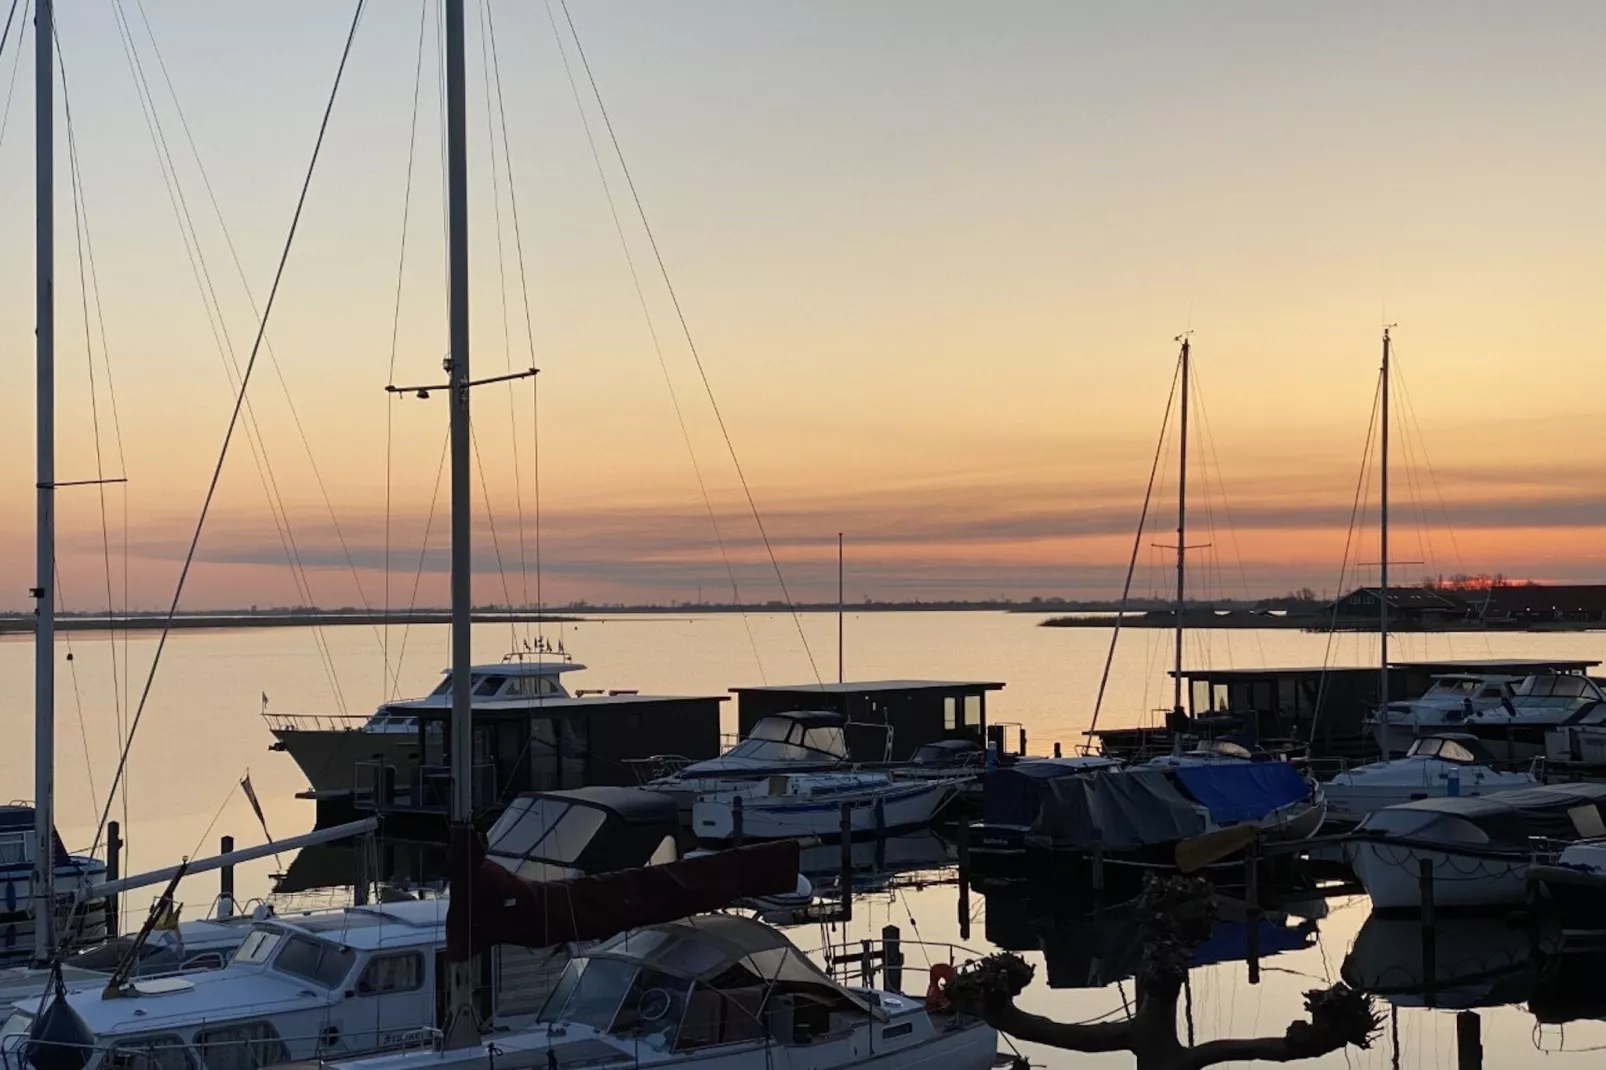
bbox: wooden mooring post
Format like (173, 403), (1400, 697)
(955, 812), (971, 940)
(1456, 1010), (1482, 1070)
(1245, 839), (1261, 985)
(218, 836), (235, 919)
(839, 802), (854, 923)
(105, 820), (122, 938)
(882, 924), (903, 992)
(1420, 857), (1438, 1008)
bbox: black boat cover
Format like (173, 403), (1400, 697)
(1031, 769), (1209, 851)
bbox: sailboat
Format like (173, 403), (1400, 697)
(16, 0), (110, 968)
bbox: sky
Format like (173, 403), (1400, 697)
(3, 1), (1606, 611)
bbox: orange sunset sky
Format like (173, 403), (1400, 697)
(2, 2), (1605, 611)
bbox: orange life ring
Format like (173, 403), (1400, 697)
(925, 962), (957, 1009)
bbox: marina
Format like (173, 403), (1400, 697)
(3, 3), (1605, 1069)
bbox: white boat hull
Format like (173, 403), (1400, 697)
(693, 780), (955, 842)
(1349, 841), (1529, 911)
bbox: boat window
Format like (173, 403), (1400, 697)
(0, 833), (27, 867)
(195, 1021), (289, 1070)
(429, 676), (451, 696)
(943, 697), (957, 731)
(1552, 676), (1590, 698)
(233, 929), (283, 965)
(0, 1011), (33, 1039)
(648, 835), (679, 866)
(273, 935), (356, 988)
(749, 718), (794, 743)
(474, 675), (509, 697)
(107, 1035), (196, 1070)
(183, 952), (228, 971)
(676, 985), (768, 1050)
(799, 726), (847, 759)
(537, 957), (636, 1029)
(357, 952), (424, 995)
(964, 695), (982, 727)
(1515, 675), (1557, 697)
(1407, 738), (1440, 758)
(610, 968), (693, 1045)
(1478, 687), (1505, 699)
(1438, 740), (1477, 763)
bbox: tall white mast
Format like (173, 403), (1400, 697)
(1172, 335), (1190, 721)
(1379, 327), (1391, 714)
(33, 0), (57, 967)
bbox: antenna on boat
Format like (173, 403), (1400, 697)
(34, 0), (57, 968)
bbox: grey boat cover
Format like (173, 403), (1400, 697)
(1029, 769), (1209, 851)
(1355, 781), (1606, 849)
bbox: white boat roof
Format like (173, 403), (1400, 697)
(452, 661), (586, 676)
(28, 901), (448, 1036)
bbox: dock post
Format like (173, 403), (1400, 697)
(1420, 857), (1437, 1008)
(861, 938), (876, 987)
(218, 836), (235, 919)
(1456, 1010), (1482, 1070)
(732, 794), (744, 848)
(839, 802), (854, 923)
(1245, 839), (1261, 985)
(105, 821), (121, 938)
(955, 813), (971, 939)
(882, 924), (903, 992)
(1053, 741), (1062, 758)
(354, 839), (370, 907)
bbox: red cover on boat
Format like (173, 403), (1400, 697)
(449, 838), (802, 957)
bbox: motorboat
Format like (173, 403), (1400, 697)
(968, 759), (1324, 885)
(1528, 838), (1606, 919)
(0, 908), (266, 1009)
(649, 711), (854, 800)
(690, 773), (962, 843)
(1367, 673), (1521, 758)
(266, 654), (589, 795)
(1457, 672), (1606, 761)
(0, 804), (110, 965)
(1349, 782), (1606, 911)
(1324, 733), (1537, 825)
(259, 914), (999, 1070)
(488, 786), (813, 910)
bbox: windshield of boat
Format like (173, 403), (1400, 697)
(1426, 677), (1481, 696)
(487, 797), (609, 865)
(1407, 737), (1479, 763)
(724, 718), (846, 763)
(271, 935), (356, 988)
(1512, 674), (1602, 702)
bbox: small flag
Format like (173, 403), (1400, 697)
(241, 773), (273, 845)
(260, 692), (269, 713)
(153, 901), (184, 960)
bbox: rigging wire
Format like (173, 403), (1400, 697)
(91, 0), (370, 854)
(470, 424), (520, 649)
(1311, 365), (1383, 743)
(130, 0), (403, 696)
(389, 428), (453, 697)
(108, 0), (349, 712)
(559, 0), (821, 684)
(478, 0), (533, 643)
(383, 0), (430, 703)
(1086, 354), (1181, 747)
(541, 0), (764, 677)
(0, 0), (27, 153)
(57, 27), (131, 825)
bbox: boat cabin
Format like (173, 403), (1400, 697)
(731, 680), (1005, 762)
(366, 661), (589, 732)
(1403, 734), (1499, 766)
(485, 787), (681, 882)
(354, 694), (725, 823)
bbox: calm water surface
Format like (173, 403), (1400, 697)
(5, 611), (1605, 1067)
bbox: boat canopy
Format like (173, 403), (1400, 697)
(1356, 782), (1606, 849)
(1032, 769), (1210, 851)
(1172, 763), (1311, 824)
(686, 712), (850, 770)
(486, 787), (679, 881)
(1405, 734), (1495, 764)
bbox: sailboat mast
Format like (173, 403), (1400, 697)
(1173, 336), (1190, 719)
(1379, 327), (1391, 713)
(443, 0), (476, 1040)
(33, 0), (57, 967)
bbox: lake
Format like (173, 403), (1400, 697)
(7, 610), (1606, 1066)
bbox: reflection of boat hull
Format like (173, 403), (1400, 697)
(1349, 841), (1528, 911)
(1341, 912), (1561, 1008)
(271, 727), (418, 796)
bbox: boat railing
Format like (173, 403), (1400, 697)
(817, 932), (987, 993)
(261, 711), (370, 733)
(0, 1018), (452, 1070)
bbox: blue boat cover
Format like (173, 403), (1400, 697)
(1173, 763), (1310, 824)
